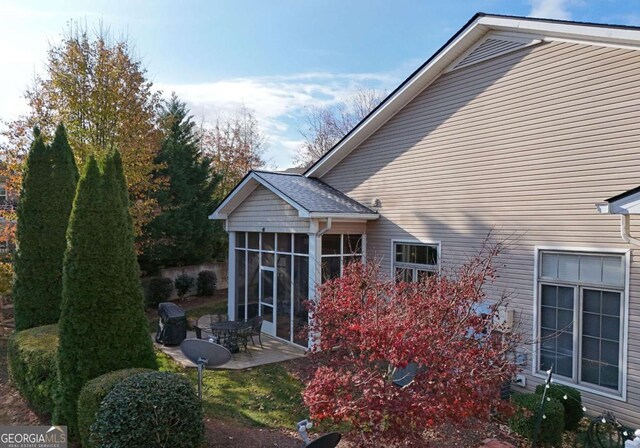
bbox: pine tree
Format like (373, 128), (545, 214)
(13, 125), (78, 330)
(55, 153), (156, 435)
(140, 94), (218, 271)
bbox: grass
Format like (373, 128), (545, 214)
(155, 349), (307, 430)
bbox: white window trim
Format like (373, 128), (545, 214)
(390, 239), (441, 281)
(532, 245), (630, 401)
(320, 234), (364, 279)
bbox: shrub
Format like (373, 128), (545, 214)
(175, 274), (194, 300)
(13, 125), (78, 330)
(509, 392), (565, 446)
(196, 270), (217, 296)
(78, 368), (153, 448)
(535, 383), (584, 430)
(90, 371), (204, 448)
(7, 324), (59, 414)
(143, 277), (174, 308)
(56, 153), (157, 435)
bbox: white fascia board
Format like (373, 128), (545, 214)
(208, 171), (311, 220)
(597, 191), (640, 215)
(595, 202), (611, 214)
(305, 19), (488, 178)
(479, 16), (640, 47)
(307, 212), (379, 220)
(209, 175), (258, 219)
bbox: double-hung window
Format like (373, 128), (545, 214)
(536, 249), (627, 396)
(393, 241), (439, 282)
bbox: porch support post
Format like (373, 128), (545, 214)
(308, 219), (323, 348)
(227, 231), (236, 321)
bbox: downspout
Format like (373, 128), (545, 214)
(317, 217), (332, 236)
(620, 214), (640, 247)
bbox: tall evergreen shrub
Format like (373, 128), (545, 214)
(13, 125), (78, 330)
(55, 152), (156, 435)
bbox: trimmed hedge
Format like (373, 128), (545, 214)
(196, 270), (216, 296)
(535, 383), (584, 430)
(143, 277), (174, 308)
(509, 392), (565, 446)
(78, 368), (153, 448)
(174, 274), (194, 299)
(90, 371), (203, 448)
(7, 324), (59, 414)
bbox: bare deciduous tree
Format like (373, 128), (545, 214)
(295, 85), (386, 168)
(200, 105), (267, 199)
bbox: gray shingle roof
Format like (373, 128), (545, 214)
(253, 170), (375, 215)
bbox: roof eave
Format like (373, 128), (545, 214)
(308, 212), (379, 220)
(305, 14), (640, 179)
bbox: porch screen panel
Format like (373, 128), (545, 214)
(293, 255), (309, 347)
(277, 254), (292, 340)
(235, 250), (246, 320)
(247, 251), (259, 319)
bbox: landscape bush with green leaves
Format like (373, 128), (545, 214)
(535, 382), (584, 430)
(197, 270), (217, 296)
(77, 368), (153, 448)
(143, 277), (174, 308)
(13, 125), (78, 330)
(509, 392), (565, 446)
(55, 152), (157, 436)
(90, 371), (204, 448)
(174, 274), (194, 300)
(7, 324), (59, 414)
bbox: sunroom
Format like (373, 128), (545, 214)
(210, 170), (378, 348)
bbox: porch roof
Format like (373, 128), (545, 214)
(210, 170), (378, 220)
(596, 186), (640, 215)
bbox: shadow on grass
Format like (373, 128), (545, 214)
(155, 350), (307, 430)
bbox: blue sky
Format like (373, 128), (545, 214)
(1, 0), (639, 168)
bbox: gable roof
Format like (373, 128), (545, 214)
(304, 13), (640, 178)
(210, 170), (378, 220)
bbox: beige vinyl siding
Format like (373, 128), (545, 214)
(321, 40), (640, 425)
(326, 221), (367, 235)
(227, 185), (309, 233)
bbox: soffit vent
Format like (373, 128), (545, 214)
(448, 33), (542, 72)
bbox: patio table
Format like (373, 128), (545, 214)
(210, 321), (242, 353)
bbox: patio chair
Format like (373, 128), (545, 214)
(194, 316), (216, 341)
(246, 316), (264, 348)
(236, 324), (253, 354)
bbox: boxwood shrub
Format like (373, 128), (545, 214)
(143, 277), (174, 308)
(509, 392), (565, 446)
(535, 383), (584, 430)
(77, 368), (153, 448)
(174, 274), (194, 300)
(90, 371), (203, 448)
(196, 270), (217, 296)
(7, 324), (59, 414)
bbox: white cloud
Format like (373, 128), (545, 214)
(157, 71), (397, 169)
(528, 0), (575, 20)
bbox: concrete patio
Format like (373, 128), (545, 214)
(154, 331), (306, 370)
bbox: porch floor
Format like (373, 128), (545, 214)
(154, 331), (306, 370)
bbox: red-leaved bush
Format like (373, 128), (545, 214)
(303, 243), (519, 446)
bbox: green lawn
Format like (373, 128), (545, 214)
(155, 350), (307, 429)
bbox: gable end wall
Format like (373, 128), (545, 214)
(320, 40), (640, 425)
